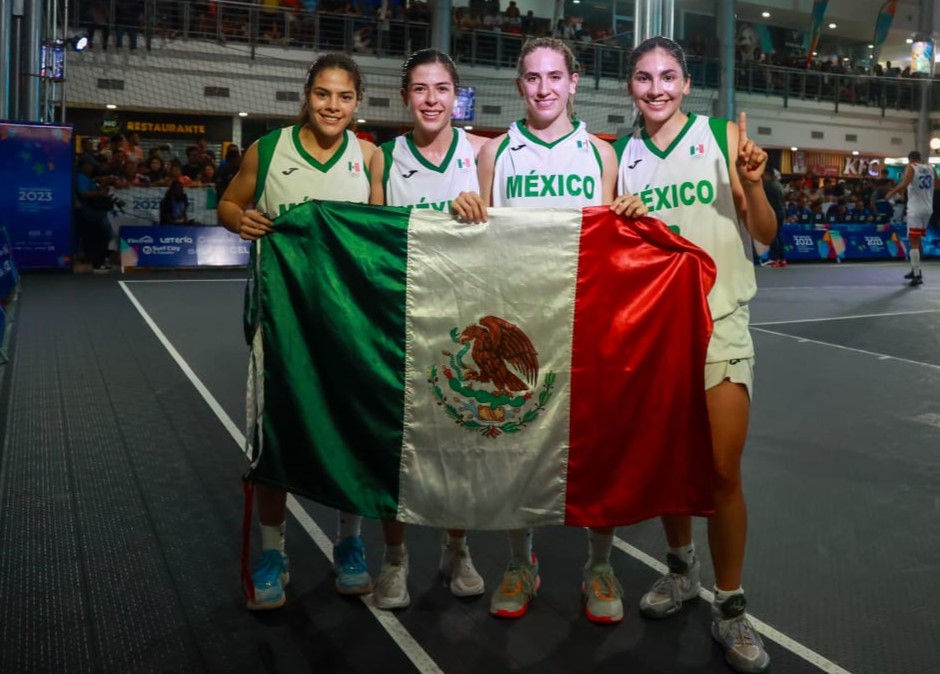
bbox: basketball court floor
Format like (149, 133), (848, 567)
(1, 261), (937, 674)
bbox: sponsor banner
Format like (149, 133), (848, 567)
(0, 122), (74, 269)
(762, 224), (939, 263)
(110, 186), (218, 227)
(120, 225), (248, 268)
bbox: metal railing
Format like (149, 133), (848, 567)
(68, 0), (931, 112)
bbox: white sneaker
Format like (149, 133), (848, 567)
(639, 553), (701, 619)
(439, 539), (485, 597)
(373, 556), (410, 610)
(711, 594), (770, 673)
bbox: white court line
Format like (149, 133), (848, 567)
(119, 281), (444, 674)
(752, 308), (940, 327)
(753, 326), (940, 372)
(121, 280), (850, 674)
(611, 540), (853, 674)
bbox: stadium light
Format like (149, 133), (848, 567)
(71, 33), (89, 51)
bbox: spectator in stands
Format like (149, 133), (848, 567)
(115, 0), (143, 50)
(182, 146), (206, 181)
(826, 198), (849, 223)
(87, 0), (110, 49)
(125, 131), (145, 163)
(159, 180), (196, 225)
(216, 145), (242, 196)
(196, 163), (218, 187)
(115, 159), (149, 187)
(94, 135), (112, 163)
(521, 10), (535, 35)
(167, 158), (196, 186)
(77, 137), (99, 169)
(144, 156), (171, 187)
(848, 197), (874, 223)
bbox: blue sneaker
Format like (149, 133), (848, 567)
(333, 536), (373, 595)
(247, 549), (289, 611)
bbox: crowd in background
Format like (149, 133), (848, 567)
(779, 173), (905, 227)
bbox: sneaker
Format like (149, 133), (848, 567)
(489, 554), (540, 619)
(639, 553), (701, 619)
(373, 557), (410, 610)
(333, 536), (373, 595)
(711, 594), (771, 673)
(439, 539), (485, 597)
(582, 564), (624, 624)
(904, 270), (915, 279)
(909, 273), (924, 287)
(246, 549), (289, 611)
(92, 264), (111, 274)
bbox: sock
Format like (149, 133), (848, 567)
(507, 528), (534, 565)
(586, 528), (614, 569)
(384, 543), (407, 565)
(911, 248), (921, 274)
(669, 542), (696, 565)
(336, 511), (362, 542)
(260, 522), (286, 553)
(714, 586), (744, 604)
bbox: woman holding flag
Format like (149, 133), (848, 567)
(219, 53), (377, 611)
(458, 36), (647, 625)
(612, 36), (776, 673)
(367, 48), (489, 610)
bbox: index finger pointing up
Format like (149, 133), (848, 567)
(738, 110), (748, 142)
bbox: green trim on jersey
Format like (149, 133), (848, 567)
(291, 124), (348, 173)
(492, 134), (511, 165)
(254, 128), (280, 205)
(516, 119), (581, 149)
(381, 140), (394, 195)
(708, 117), (730, 170)
(405, 129), (460, 173)
(590, 141), (603, 177)
(641, 113), (697, 160)
(612, 135), (630, 163)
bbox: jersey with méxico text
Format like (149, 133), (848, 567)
(492, 120), (603, 207)
(907, 162), (934, 216)
(381, 128), (479, 210)
(614, 113), (756, 362)
(255, 126), (369, 217)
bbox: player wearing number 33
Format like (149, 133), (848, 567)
(611, 36), (777, 674)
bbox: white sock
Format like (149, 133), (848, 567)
(714, 586), (744, 604)
(260, 522), (286, 553)
(384, 543), (407, 565)
(336, 511), (362, 542)
(911, 248), (921, 274)
(586, 529), (614, 569)
(669, 542), (696, 565)
(507, 528), (533, 565)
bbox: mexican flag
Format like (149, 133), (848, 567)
(245, 201), (717, 529)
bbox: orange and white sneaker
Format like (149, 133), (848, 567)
(489, 554), (540, 618)
(582, 564), (624, 623)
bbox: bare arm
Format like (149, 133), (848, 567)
(728, 113), (777, 245)
(885, 165), (913, 200)
(217, 142), (273, 241)
(476, 134), (504, 207)
(368, 146), (386, 205)
(590, 135), (618, 206)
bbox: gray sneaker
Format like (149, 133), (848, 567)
(711, 594), (770, 673)
(639, 553), (701, 619)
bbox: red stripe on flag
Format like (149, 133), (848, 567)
(565, 208), (717, 527)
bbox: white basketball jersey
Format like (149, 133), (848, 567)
(907, 163), (934, 216)
(615, 114), (756, 362)
(492, 120), (603, 207)
(382, 128), (479, 210)
(255, 126), (369, 217)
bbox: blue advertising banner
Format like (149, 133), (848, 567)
(0, 122), (74, 269)
(758, 223), (930, 263)
(0, 226), (20, 302)
(120, 225), (249, 269)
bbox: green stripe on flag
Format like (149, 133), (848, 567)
(250, 201), (410, 518)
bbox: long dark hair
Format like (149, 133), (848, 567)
(298, 53), (364, 126)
